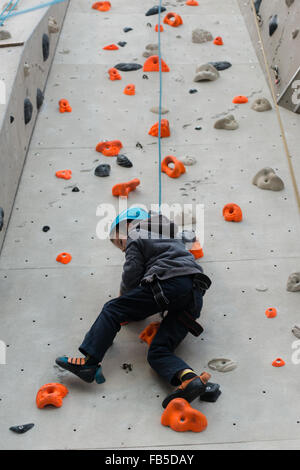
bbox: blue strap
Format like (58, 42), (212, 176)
(0, 0), (68, 25)
(157, 0), (163, 213)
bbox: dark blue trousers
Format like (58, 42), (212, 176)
(79, 275), (203, 385)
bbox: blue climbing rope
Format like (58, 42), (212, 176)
(157, 0), (163, 212)
(0, 0), (67, 25)
(0, 0), (20, 25)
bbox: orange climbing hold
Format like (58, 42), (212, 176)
(155, 24), (164, 32)
(163, 12), (183, 27)
(36, 383), (69, 409)
(265, 307), (277, 319)
(233, 95), (248, 104)
(103, 44), (119, 50)
(143, 55), (170, 72)
(214, 36), (224, 45)
(123, 84), (136, 96)
(186, 0), (199, 5)
(59, 99), (72, 113)
(112, 178), (140, 197)
(55, 169), (72, 180)
(96, 140), (123, 156)
(139, 322), (161, 346)
(272, 358), (285, 368)
(56, 252), (72, 264)
(161, 398), (207, 433)
(223, 203), (243, 222)
(108, 67), (122, 81)
(161, 156), (185, 178)
(92, 1), (111, 12)
(149, 119), (170, 138)
(189, 241), (204, 259)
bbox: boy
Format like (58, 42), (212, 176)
(56, 207), (212, 408)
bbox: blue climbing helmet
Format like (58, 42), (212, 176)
(109, 207), (149, 239)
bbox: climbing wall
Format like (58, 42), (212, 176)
(1, 0), (300, 450)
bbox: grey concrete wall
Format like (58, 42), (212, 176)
(237, 0), (300, 111)
(0, 0), (69, 250)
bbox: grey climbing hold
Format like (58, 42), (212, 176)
(123, 27), (133, 33)
(254, 0), (262, 14)
(292, 29), (299, 39)
(209, 61), (232, 71)
(72, 187), (80, 192)
(118, 41), (127, 47)
(95, 164), (111, 177)
(255, 285), (268, 292)
(286, 0), (294, 6)
(143, 43), (158, 58)
(10, 423), (34, 434)
(269, 15), (278, 36)
(150, 106), (169, 114)
(114, 63), (142, 71)
(292, 325), (300, 339)
(48, 16), (59, 34)
(24, 98), (33, 125)
(36, 88), (44, 110)
(145, 6), (166, 16)
(194, 64), (219, 82)
(208, 358), (237, 373)
(10, 116), (14, 123)
(287, 273), (300, 292)
(42, 33), (50, 61)
(117, 154), (133, 168)
(252, 167), (284, 191)
(214, 115), (238, 130)
(142, 74), (149, 80)
(251, 97), (272, 112)
(181, 156), (196, 166)
(0, 207), (4, 231)
(0, 30), (11, 40)
(192, 29), (213, 44)
(24, 62), (30, 77)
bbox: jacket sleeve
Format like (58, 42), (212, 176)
(120, 239), (146, 295)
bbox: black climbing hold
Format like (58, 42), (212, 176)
(145, 5), (166, 16)
(200, 383), (221, 403)
(254, 0), (262, 14)
(72, 187), (80, 192)
(114, 63), (142, 72)
(209, 61), (232, 71)
(9, 423), (35, 434)
(189, 89), (198, 94)
(42, 226), (50, 232)
(95, 164), (111, 177)
(123, 27), (133, 33)
(10, 115), (14, 123)
(146, 23), (152, 28)
(195, 126), (202, 130)
(36, 88), (44, 110)
(121, 363), (133, 371)
(136, 142), (143, 149)
(269, 15), (278, 36)
(118, 41), (127, 47)
(42, 33), (50, 61)
(24, 98), (33, 125)
(142, 74), (149, 80)
(0, 207), (4, 231)
(117, 154), (133, 168)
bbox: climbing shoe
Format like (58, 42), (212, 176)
(55, 356), (105, 384)
(199, 382), (222, 403)
(162, 372), (211, 409)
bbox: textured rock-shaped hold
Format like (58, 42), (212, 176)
(181, 156), (196, 166)
(254, 0), (262, 14)
(223, 203), (243, 222)
(139, 322), (161, 345)
(48, 16), (59, 34)
(36, 88), (44, 110)
(24, 98), (33, 125)
(286, 0), (294, 7)
(214, 115), (238, 130)
(10, 423), (34, 434)
(36, 383), (69, 409)
(251, 97), (272, 112)
(24, 62), (30, 77)
(114, 63), (142, 72)
(292, 29), (299, 39)
(117, 154), (133, 168)
(0, 207), (4, 231)
(143, 55), (170, 72)
(192, 28), (213, 43)
(194, 63), (219, 82)
(0, 30), (11, 40)
(42, 33), (50, 61)
(163, 12), (183, 27)
(287, 273), (300, 292)
(150, 106), (169, 114)
(209, 61), (232, 71)
(95, 163), (111, 177)
(252, 167), (284, 191)
(145, 5), (166, 16)
(292, 325), (300, 339)
(269, 15), (278, 36)
(143, 43), (158, 58)
(161, 398), (208, 433)
(161, 155), (186, 178)
(208, 358), (237, 373)
(149, 119), (170, 137)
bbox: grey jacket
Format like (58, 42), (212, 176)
(120, 213), (204, 295)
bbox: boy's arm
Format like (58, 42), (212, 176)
(120, 239), (146, 295)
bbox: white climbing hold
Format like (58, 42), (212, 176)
(0, 30), (11, 40)
(48, 17), (59, 34)
(208, 358), (237, 373)
(251, 97), (272, 112)
(181, 156), (196, 166)
(287, 273), (300, 292)
(143, 43), (158, 58)
(194, 64), (219, 82)
(255, 285), (269, 292)
(252, 167), (284, 191)
(192, 28), (213, 43)
(292, 325), (300, 339)
(214, 115), (239, 130)
(24, 62), (30, 77)
(150, 106), (169, 114)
